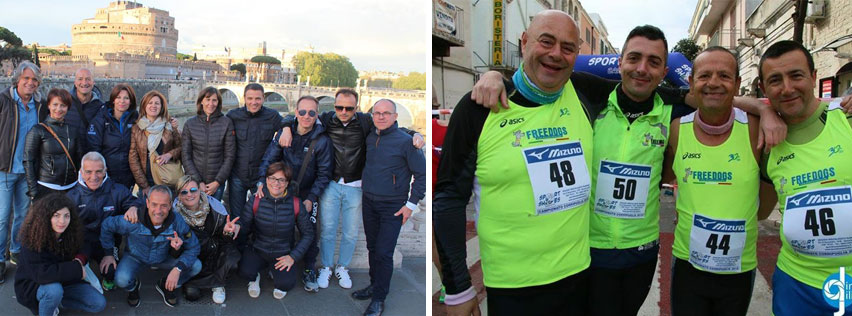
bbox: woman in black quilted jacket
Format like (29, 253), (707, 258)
(24, 89), (82, 200)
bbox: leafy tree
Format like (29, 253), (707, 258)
(31, 44), (40, 67)
(230, 63), (246, 78)
(292, 51), (357, 87)
(672, 38), (701, 62)
(177, 52), (192, 60)
(393, 72), (426, 90)
(0, 26), (31, 67)
(250, 55), (281, 64)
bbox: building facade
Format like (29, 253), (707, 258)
(688, 0), (852, 97)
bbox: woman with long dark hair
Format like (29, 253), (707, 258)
(24, 89), (82, 200)
(14, 193), (106, 316)
(87, 83), (139, 190)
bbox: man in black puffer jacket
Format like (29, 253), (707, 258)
(226, 83), (283, 221)
(182, 87), (236, 200)
(67, 68), (105, 151)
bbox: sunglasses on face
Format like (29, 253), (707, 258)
(298, 109), (317, 117)
(180, 187), (199, 196)
(334, 105), (356, 112)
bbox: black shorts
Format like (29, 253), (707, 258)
(671, 258), (755, 316)
(486, 268), (590, 316)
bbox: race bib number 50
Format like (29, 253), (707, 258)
(594, 160), (651, 219)
(523, 142), (591, 216)
(783, 186), (852, 257)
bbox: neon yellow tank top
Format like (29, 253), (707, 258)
(766, 102), (852, 288)
(672, 108), (759, 273)
(475, 80), (594, 288)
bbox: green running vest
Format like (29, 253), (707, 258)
(590, 89), (672, 249)
(475, 80), (594, 288)
(766, 102), (852, 289)
(672, 109), (759, 273)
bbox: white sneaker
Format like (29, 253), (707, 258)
(212, 287), (226, 304)
(335, 265), (352, 289)
(273, 289), (287, 299)
(317, 267), (332, 289)
(247, 274), (260, 298)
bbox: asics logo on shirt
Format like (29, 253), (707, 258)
(776, 153), (795, 165)
(499, 117), (525, 128)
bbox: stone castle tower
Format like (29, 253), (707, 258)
(71, 1), (178, 58)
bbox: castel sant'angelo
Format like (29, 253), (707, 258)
(38, 1), (220, 79)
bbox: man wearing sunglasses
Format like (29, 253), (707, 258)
(258, 95), (333, 293)
(276, 88), (424, 292)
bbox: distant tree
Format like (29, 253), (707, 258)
(672, 38), (701, 62)
(292, 51), (357, 87)
(177, 53), (192, 60)
(0, 26), (31, 68)
(192, 53), (197, 61)
(230, 63), (246, 78)
(365, 78), (393, 88)
(392, 72), (426, 90)
(31, 44), (40, 67)
(250, 55), (281, 64)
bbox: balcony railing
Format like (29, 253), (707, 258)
(433, 0), (464, 46)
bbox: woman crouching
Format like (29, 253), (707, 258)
(14, 193), (105, 316)
(173, 175), (241, 304)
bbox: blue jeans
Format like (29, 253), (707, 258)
(227, 176), (251, 218)
(114, 255), (202, 291)
(37, 282), (105, 316)
(319, 181), (362, 268)
(0, 172), (29, 260)
(211, 182), (226, 201)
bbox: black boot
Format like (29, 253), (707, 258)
(363, 300), (384, 316)
(351, 284), (374, 300)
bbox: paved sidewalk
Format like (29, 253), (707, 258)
(0, 257), (425, 316)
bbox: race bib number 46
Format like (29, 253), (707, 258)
(783, 186), (852, 257)
(594, 160), (651, 219)
(523, 142), (591, 216)
(689, 214), (746, 273)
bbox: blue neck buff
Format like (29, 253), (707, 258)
(511, 63), (563, 104)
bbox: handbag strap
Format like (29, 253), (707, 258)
(39, 123), (76, 171)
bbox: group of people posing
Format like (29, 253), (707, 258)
(434, 10), (852, 316)
(0, 62), (425, 316)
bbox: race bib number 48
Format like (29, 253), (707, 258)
(783, 186), (852, 257)
(689, 214), (746, 273)
(523, 142), (591, 216)
(594, 160), (651, 219)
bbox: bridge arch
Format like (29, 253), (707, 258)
(316, 95), (335, 113)
(218, 88), (241, 106)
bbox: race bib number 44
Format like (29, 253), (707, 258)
(783, 186), (852, 257)
(594, 160), (651, 219)
(689, 214), (746, 273)
(523, 142), (591, 216)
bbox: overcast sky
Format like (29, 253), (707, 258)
(580, 0), (699, 52)
(0, 0), (429, 73)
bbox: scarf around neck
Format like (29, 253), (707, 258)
(137, 117), (169, 153)
(175, 193), (211, 228)
(512, 62), (564, 104)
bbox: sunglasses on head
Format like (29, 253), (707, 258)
(334, 105), (356, 112)
(179, 187), (199, 195)
(298, 109), (317, 117)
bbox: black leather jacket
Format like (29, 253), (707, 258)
(24, 116), (82, 197)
